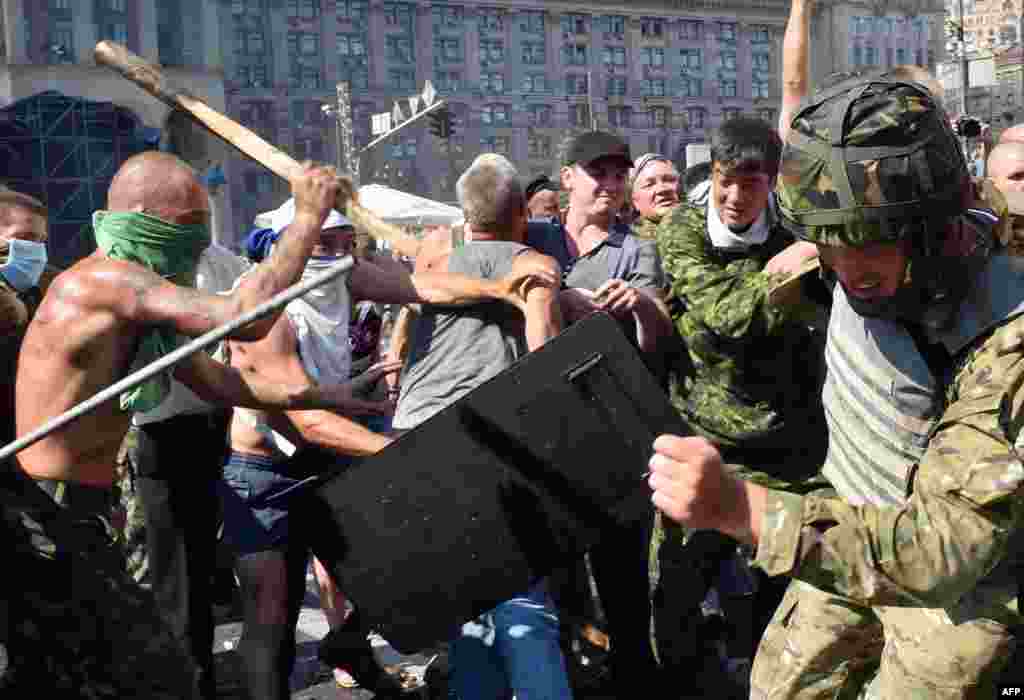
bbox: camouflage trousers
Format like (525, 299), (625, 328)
(750, 579), (1015, 700)
(0, 470), (199, 699)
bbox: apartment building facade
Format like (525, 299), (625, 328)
(1, 1), (945, 249)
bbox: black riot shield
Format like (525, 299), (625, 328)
(304, 312), (690, 653)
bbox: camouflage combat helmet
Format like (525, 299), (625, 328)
(777, 76), (969, 248)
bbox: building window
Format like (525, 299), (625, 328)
(680, 78), (702, 97)
(390, 139), (418, 159)
(566, 74), (589, 95)
(388, 69), (415, 90)
(521, 10), (544, 34)
(751, 25), (770, 43)
(757, 108), (776, 123)
(680, 20), (702, 40)
(287, 0), (320, 20)
(291, 100), (323, 127)
(386, 36), (413, 63)
(239, 101), (274, 127)
(522, 41), (545, 65)
(481, 72), (504, 94)
(481, 104), (509, 124)
(895, 47), (906, 64)
(915, 49), (924, 66)
(607, 76), (627, 96)
(290, 66), (322, 89)
(521, 74), (547, 93)
(680, 48), (702, 70)
(435, 71), (461, 92)
(434, 38), (462, 63)
(641, 18), (664, 38)
(245, 171), (276, 196)
(640, 47), (664, 67)
(47, 27), (75, 63)
(719, 22), (737, 41)
(338, 0), (368, 25)
(753, 80), (770, 99)
(480, 136), (510, 155)
(752, 53), (770, 72)
(102, 0), (127, 11)
(102, 22), (129, 45)
(640, 79), (666, 97)
(384, 2), (413, 28)
(432, 6), (463, 28)
(602, 47), (626, 67)
(852, 46), (864, 67)
(877, 17), (893, 34)
(720, 51), (737, 71)
(236, 31), (266, 55)
(568, 104), (590, 127)
(866, 46), (878, 66)
(685, 108), (705, 130)
(608, 105), (632, 128)
(345, 67), (369, 89)
(50, 0), (71, 9)
(236, 64), (269, 88)
(338, 34), (366, 59)
(287, 32), (319, 56)
(599, 15), (626, 37)
(562, 44), (588, 66)
(649, 106), (669, 128)
(528, 134), (552, 159)
(527, 104), (552, 126)
(480, 39), (505, 65)
(723, 107), (742, 121)
(560, 13), (587, 36)
(478, 8), (503, 33)
(719, 79), (737, 98)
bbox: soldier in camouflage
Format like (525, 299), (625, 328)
(649, 76), (1023, 698)
(648, 115), (830, 695)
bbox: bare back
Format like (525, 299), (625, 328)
(15, 254), (153, 485)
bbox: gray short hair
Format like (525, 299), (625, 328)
(456, 154), (524, 235)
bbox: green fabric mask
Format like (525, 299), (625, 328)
(93, 210), (211, 413)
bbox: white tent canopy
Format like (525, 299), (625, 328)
(355, 183), (463, 227)
(253, 183), (463, 230)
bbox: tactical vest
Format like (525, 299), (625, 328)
(823, 250), (1024, 506)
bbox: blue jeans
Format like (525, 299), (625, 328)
(449, 580), (573, 700)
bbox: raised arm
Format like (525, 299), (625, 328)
(219, 315), (391, 455)
(348, 253), (560, 309)
(779, 0), (814, 141)
(108, 165), (345, 342)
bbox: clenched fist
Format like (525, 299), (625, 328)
(646, 434), (766, 546)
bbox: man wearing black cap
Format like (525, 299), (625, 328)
(528, 130), (672, 694)
(524, 175), (561, 220)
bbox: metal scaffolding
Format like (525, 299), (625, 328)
(0, 91), (155, 267)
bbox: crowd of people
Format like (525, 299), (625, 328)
(4, 0), (1024, 698)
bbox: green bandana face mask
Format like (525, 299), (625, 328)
(93, 210), (211, 413)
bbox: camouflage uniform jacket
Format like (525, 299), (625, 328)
(653, 201), (826, 460)
(756, 304), (1024, 626)
(631, 213), (661, 241)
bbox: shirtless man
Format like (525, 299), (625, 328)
(2, 152), (356, 698)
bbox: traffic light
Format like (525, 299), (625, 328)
(427, 107), (454, 139)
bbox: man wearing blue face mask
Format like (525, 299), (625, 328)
(0, 189), (53, 448)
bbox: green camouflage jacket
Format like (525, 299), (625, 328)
(755, 311), (1024, 625)
(631, 213), (661, 241)
(653, 202), (827, 461)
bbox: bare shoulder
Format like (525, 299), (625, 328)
(42, 255), (166, 314)
(229, 312), (298, 372)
